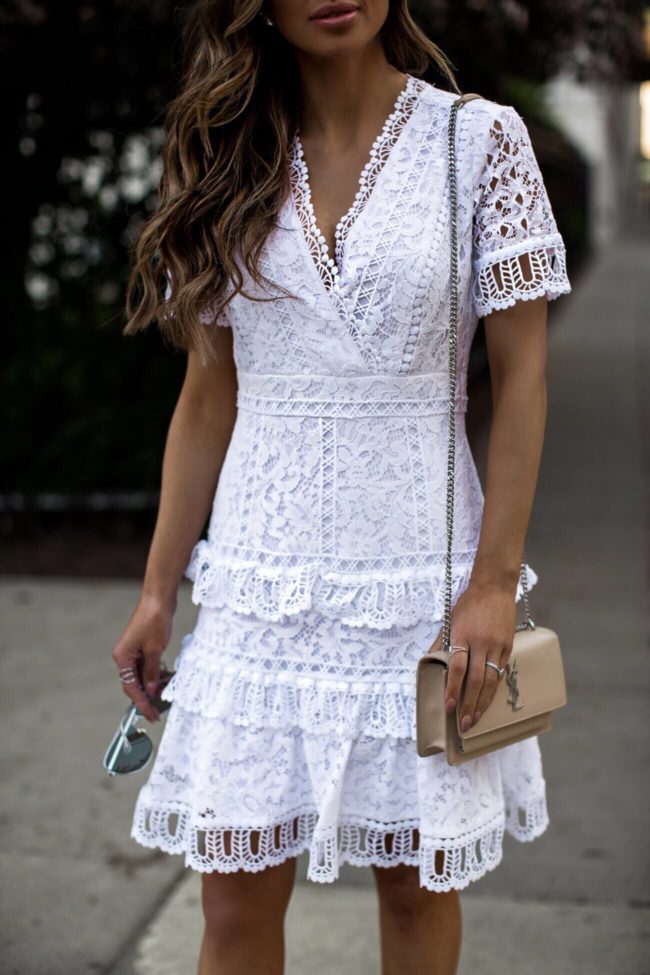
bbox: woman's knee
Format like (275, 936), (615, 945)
(372, 857), (452, 919)
(200, 850), (297, 939)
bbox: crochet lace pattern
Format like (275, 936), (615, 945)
(470, 108), (570, 316)
(132, 800), (549, 890)
(290, 73), (424, 298)
(131, 604), (550, 891)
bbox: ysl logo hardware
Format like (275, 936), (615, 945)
(506, 658), (524, 711)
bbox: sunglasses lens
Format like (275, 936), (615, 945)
(103, 729), (153, 775)
(102, 669), (176, 776)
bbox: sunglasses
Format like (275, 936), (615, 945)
(102, 663), (175, 776)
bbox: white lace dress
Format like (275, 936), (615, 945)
(130, 74), (572, 891)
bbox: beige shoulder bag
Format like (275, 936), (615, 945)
(415, 92), (568, 764)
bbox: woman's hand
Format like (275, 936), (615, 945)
(111, 591), (175, 723)
(428, 579), (517, 732)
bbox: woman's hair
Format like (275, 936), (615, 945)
(123, 0), (460, 364)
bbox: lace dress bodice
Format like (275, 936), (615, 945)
(184, 74), (570, 629)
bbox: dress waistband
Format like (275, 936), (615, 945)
(236, 371), (468, 418)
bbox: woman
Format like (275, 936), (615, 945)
(113, 0), (572, 971)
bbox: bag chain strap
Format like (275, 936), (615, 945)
(441, 93), (534, 656)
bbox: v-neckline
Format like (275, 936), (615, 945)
(289, 73), (421, 295)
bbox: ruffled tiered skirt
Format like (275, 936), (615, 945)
(130, 580), (550, 892)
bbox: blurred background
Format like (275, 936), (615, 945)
(1, 2), (649, 974)
(1, 0), (647, 571)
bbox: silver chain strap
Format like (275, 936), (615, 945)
(441, 94), (534, 654)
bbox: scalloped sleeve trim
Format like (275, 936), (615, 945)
(472, 234), (571, 318)
(470, 103), (572, 319)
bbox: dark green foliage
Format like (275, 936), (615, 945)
(2, 3), (184, 494)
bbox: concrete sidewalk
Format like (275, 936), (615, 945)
(117, 879), (648, 975)
(1, 232), (648, 974)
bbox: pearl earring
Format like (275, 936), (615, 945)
(261, 12), (274, 26)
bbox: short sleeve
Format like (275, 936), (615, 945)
(470, 104), (572, 319)
(163, 273), (231, 328)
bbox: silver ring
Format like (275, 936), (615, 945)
(118, 667), (138, 684)
(448, 645), (470, 657)
(485, 660), (505, 678)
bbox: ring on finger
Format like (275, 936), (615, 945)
(118, 667), (138, 684)
(484, 660), (505, 678)
(448, 644), (470, 658)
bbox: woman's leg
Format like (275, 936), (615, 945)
(371, 852), (462, 975)
(197, 829), (298, 975)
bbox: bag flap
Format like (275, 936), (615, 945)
(455, 626), (567, 741)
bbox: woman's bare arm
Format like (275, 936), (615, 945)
(429, 293), (549, 732)
(471, 294), (548, 591)
(141, 328), (238, 609)
(112, 326), (238, 720)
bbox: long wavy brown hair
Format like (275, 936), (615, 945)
(123, 0), (460, 364)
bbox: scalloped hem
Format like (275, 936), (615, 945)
(476, 280), (572, 318)
(504, 789), (549, 840)
(472, 237), (572, 319)
(130, 794), (549, 893)
(184, 543), (540, 630)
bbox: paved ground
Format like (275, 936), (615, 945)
(1, 231), (648, 974)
